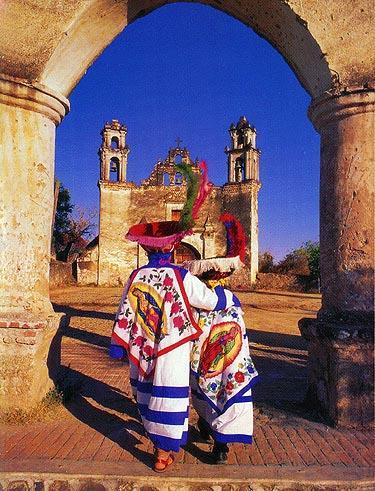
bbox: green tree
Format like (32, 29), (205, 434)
(53, 183), (73, 256)
(276, 241), (320, 279)
(301, 240), (320, 280)
(276, 248), (310, 275)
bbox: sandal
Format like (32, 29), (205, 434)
(153, 452), (175, 473)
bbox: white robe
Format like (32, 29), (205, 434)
(111, 259), (235, 451)
(190, 303), (258, 444)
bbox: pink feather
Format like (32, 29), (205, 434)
(192, 161), (212, 220)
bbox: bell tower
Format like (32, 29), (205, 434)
(223, 116), (261, 283)
(225, 115), (260, 183)
(99, 119), (129, 182)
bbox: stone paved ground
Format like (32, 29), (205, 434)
(0, 287), (374, 488)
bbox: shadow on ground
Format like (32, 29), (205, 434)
(48, 300), (324, 464)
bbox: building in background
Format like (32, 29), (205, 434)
(77, 117), (261, 286)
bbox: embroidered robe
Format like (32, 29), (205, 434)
(111, 253), (234, 451)
(191, 293), (258, 444)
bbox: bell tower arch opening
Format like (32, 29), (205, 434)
(99, 119), (129, 183)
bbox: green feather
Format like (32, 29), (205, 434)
(175, 163), (200, 230)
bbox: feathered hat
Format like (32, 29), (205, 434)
(125, 161), (211, 251)
(183, 213), (247, 280)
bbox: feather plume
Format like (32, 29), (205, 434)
(220, 213), (247, 262)
(192, 161), (212, 220)
(175, 162), (200, 230)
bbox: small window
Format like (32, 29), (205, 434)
(163, 173), (170, 185)
(175, 154), (182, 164)
(111, 136), (119, 149)
(171, 209), (182, 221)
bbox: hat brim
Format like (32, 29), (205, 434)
(126, 221), (190, 249)
(183, 256), (243, 277)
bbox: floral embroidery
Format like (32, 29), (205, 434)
(191, 304), (257, 410)
(113, 265), (199, 377)
(234, 371), (245, 383)
(164, 291), (173, 303)
(117, 318), (129, 329)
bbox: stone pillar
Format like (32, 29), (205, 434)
(0, 75), (69, 411)
(299, 88), (374, 427)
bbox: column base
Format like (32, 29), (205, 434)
(299, 317), (374, 428)
(0, 313), (68, 411)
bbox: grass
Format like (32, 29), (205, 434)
(0, 376), (81, 425)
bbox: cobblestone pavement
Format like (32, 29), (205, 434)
(0, 287), (373, 484)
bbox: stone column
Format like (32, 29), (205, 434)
(0, 75), (69, 410)
(299, 87), (374, 427)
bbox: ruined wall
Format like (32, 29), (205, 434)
(49, 259), (76, 288)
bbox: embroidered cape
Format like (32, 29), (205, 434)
(191, 305), (258, 414)
(112, 266), (202, 378)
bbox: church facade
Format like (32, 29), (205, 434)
(76, 117), (261, 286)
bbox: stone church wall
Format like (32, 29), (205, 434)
(97, 183), (227, 285)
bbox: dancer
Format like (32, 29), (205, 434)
(185, 213), (258, 464)
(110, 163), (239, 472)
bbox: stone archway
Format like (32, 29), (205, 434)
(0, 0), (373, 426)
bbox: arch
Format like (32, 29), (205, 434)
(109, 157), (120, 182)
(173, 241), (201, 264)
(163, 172), (170, 185)
(36, 1), (335, 99)
(175, 172), (183, 185)
(235, 158), (244, 182)
(111, 136), (119, 149)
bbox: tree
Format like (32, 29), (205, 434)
(53, 183), (96, 261)
(276, 241), (320, 278)
(301, 240), (320, 280)
(276, 249), (310, 275)
(259, 251), (275, 273)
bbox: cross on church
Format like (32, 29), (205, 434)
(175, 137), (183, 148)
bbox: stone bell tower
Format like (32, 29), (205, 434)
(225, 115), (260, 183)
(99, 119), (129, 182)
(223, 116), (261, 283)
(97, 119), (132, 286)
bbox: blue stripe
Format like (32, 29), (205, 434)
(233, 294), (241, 307)
(138, 404), (188, 425)
(148, 430), (188, 452)
(109, 344), (126, 359)
(190, 369), (259, 415)
(214, 286), (227, 310)
(134, 379), (189, 398)
(212, 428), (253, 444)
(169, 264), (188, 280)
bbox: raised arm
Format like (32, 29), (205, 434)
(182, 270), (238, 311)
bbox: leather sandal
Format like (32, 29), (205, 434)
(153, 452), (175, 473)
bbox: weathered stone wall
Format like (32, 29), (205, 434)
(0, 315), (66, 410)
(97, 183), (227, 285)
(49, 259), (76, 289)
(222, 182), (260, 282)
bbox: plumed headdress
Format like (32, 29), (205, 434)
(183, 213), (247, 280)
(125, 161), (212, 251)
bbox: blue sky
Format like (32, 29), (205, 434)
(55, 2), (320, 260)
